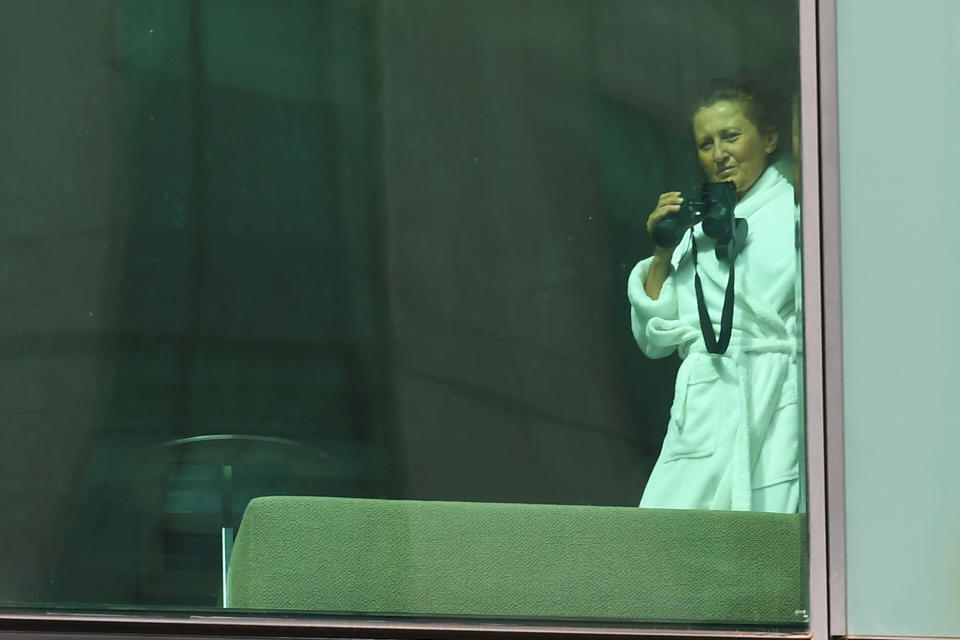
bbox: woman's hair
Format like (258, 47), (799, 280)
(690, 78), (778, 133)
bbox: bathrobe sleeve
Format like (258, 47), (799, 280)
(627, 257), (685, 359)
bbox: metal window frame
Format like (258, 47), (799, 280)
(800, 1), (846, 639)
(0, 1), (842, 638)
(800, 1), (843, 640)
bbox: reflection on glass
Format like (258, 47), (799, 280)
(0, 0), (805, 626)
(628, 81), (802, 513)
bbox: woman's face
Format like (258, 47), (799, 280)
(692, 99), (778, 199)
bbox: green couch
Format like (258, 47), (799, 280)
(226, 496), (807, 625)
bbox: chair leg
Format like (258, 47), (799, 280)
(221, 526), (234, 608)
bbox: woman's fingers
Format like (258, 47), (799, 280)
(650, 204), (681, 223)
(655, 195), (682, 212)
(658, 191), (683, 204)
(647, 192), (683, 234)
(647, 207), (679, 234)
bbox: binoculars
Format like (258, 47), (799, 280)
(651, 181), (747, 261)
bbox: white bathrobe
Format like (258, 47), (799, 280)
(627, 166), (800, 513)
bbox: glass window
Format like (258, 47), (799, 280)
(0, 0), (807, 630)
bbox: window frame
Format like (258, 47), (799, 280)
(800, 1), (847, 639)
(800, 0), (839, 639)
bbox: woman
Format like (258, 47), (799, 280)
(628, 81), (800, 513)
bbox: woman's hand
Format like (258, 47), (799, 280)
(647, 192), (684, 259)
(644, 191), (684, 300)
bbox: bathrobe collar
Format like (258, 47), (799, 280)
(733, 164), (789, 220)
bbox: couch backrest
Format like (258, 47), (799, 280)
(226, 496), (807, 624)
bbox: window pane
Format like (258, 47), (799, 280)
(0, 0), (807, 628)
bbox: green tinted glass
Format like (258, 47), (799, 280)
(0, 0), (806, 628)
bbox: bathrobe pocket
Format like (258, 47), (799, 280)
(662, 357), (722, 461)
(752, 380), (801, 489)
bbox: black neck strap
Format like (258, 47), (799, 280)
(690, 231), (735, 354)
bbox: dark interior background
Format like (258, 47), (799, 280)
(0, 0), (798, 609)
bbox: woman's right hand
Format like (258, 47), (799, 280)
(647, 191), (684, 261)
(643, 191), (684, 300)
